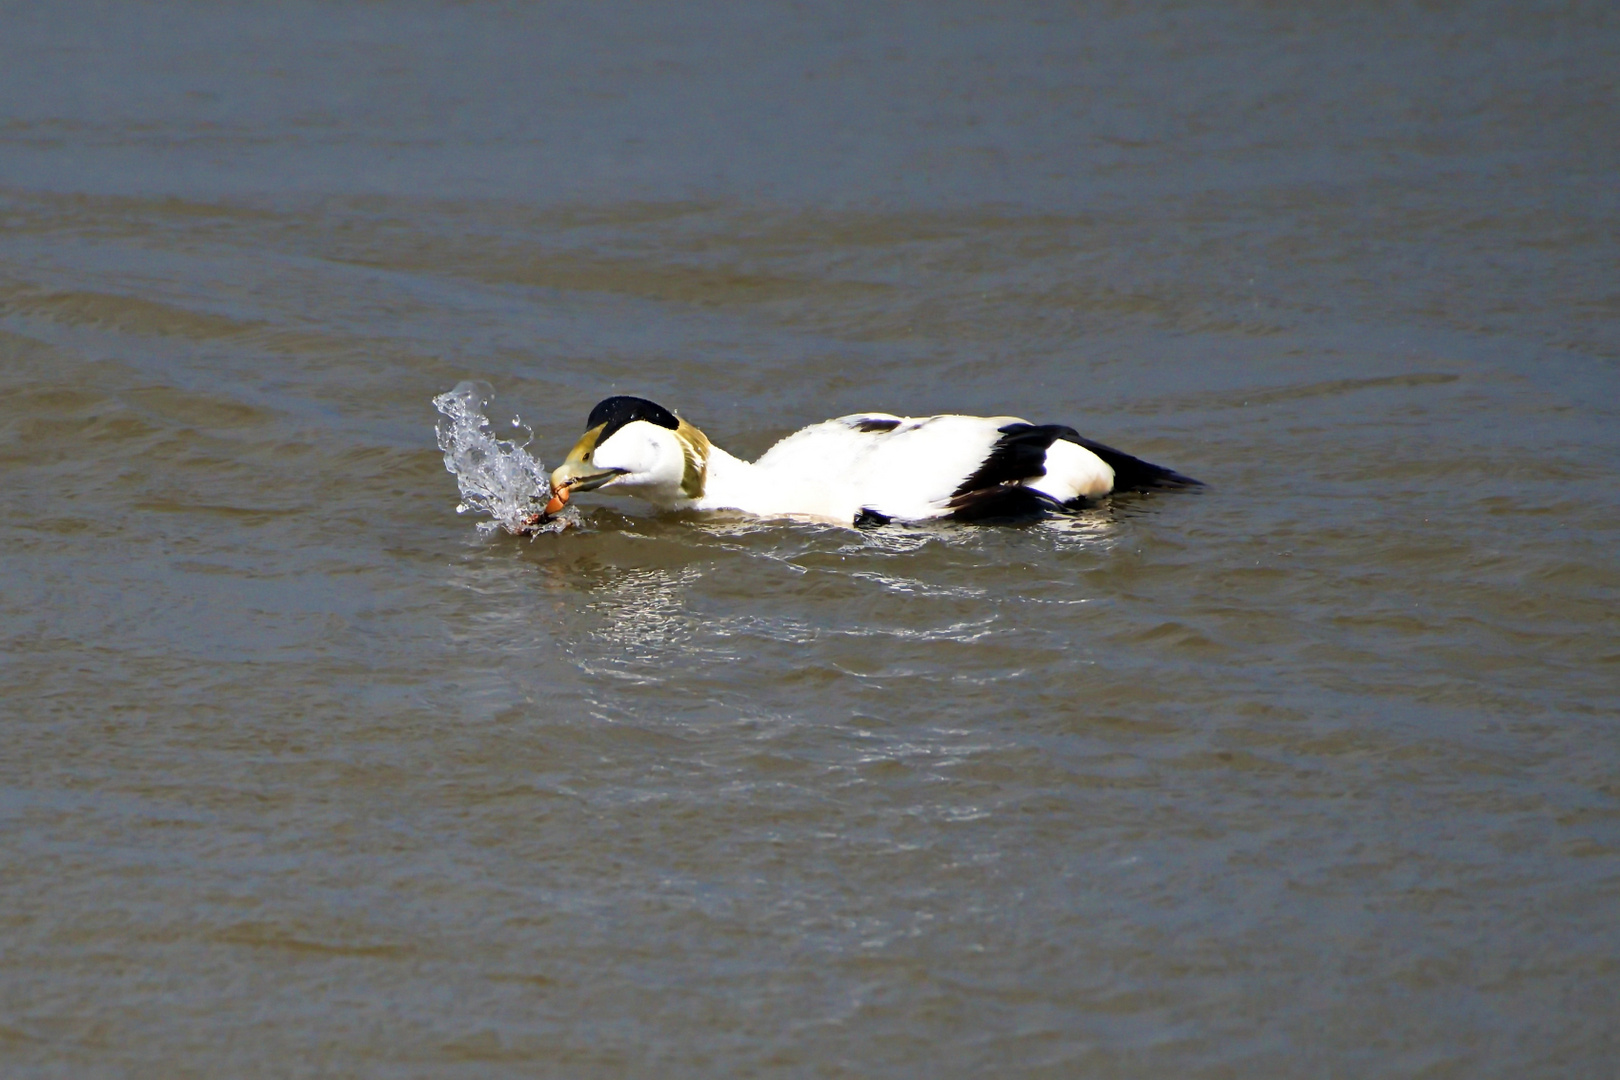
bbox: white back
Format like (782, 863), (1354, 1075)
(752, 413), (1029, 520)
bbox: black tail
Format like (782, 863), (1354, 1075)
(1062, 432), (1201, 492)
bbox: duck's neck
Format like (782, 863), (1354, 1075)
(695, 443), (845, 522)
(697, 444), (773, 512)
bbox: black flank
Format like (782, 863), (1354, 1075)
(853, 507), (893, 527)
(946, 486), (1066, 523)
(587, 395), (681, 443)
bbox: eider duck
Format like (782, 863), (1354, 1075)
(549, 395), (1199, 526)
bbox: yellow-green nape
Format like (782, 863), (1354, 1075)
(675, 419), (711, 500)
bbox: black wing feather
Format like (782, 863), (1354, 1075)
(946, 423), (1200, 522)
(950, 424), (1066, 498)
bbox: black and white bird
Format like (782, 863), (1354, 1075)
(549, 396), (1199, 526)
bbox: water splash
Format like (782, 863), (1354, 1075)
(432, 380), (580, 537)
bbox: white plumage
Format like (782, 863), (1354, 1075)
(550, 396), (1198, 526)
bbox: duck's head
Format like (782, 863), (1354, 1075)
(550, 395), (711, 505)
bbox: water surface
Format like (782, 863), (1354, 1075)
(2, 2), (1618, 1076)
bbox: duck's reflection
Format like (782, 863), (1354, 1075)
(578, 565), (701, 664)
(441, 542), (707, 704)
(442, 497), (1126, 693)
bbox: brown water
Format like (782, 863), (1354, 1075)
(3, 2), (1618, 1076)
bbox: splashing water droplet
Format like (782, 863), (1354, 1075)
(432, 380), (580, 537)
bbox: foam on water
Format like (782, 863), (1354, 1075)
(432, 380), (580, 537)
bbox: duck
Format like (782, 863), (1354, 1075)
(547, 395), (1199, 526)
